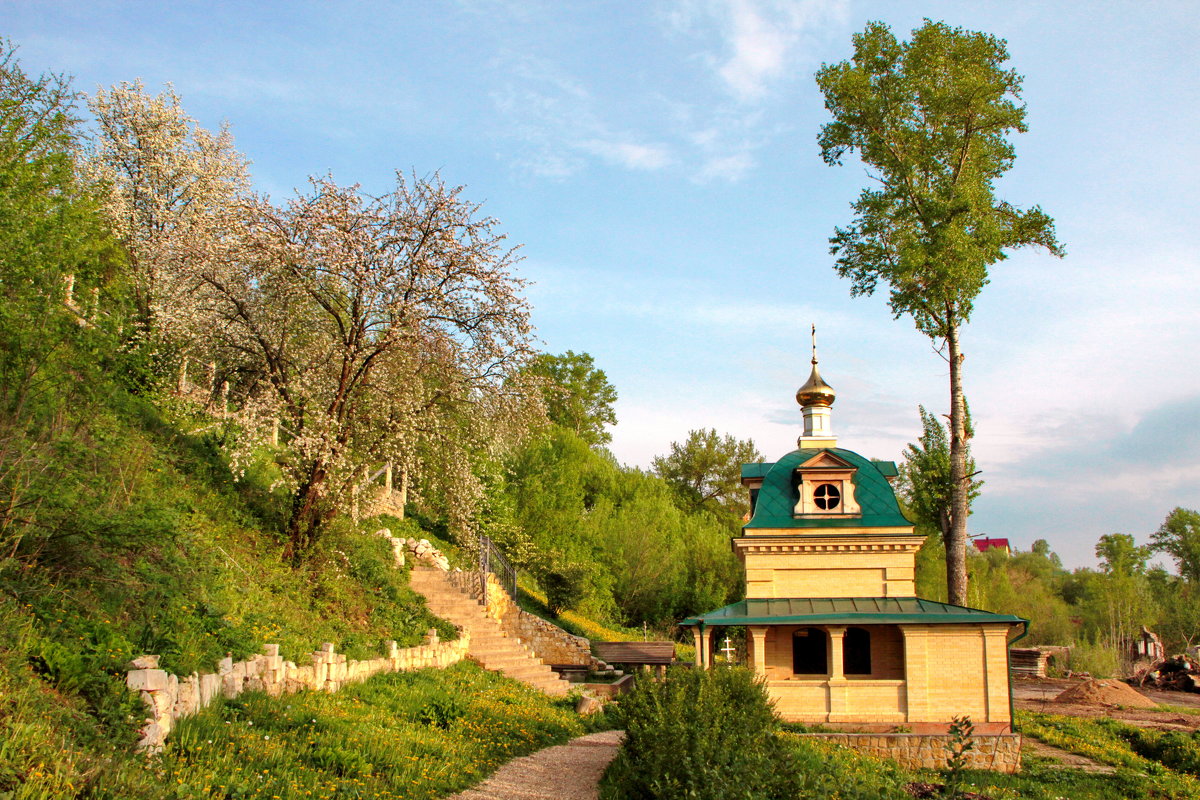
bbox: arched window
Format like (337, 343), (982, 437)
(844, 627), (871, 675)
(792, 627), (828, 675)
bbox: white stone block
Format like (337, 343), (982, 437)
(127, 669), (169, 692)
(199, 673), (221, 706)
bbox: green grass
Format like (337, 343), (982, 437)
(137, 661), (582, 800)
(0, 381), (474, 798)
(516, 579), (697, 662)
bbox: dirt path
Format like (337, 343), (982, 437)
(1014, 676), (1200, 732)
(1021, 738), (1116, 773)
(449, 730), (625, 800)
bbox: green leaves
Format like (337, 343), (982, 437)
(522, 350), (618, 447)
(898, 405), (981, 540)
(816, 19), (1063, 335)
(652, 428), (762, 523)
(1151, 507), (1200, 584)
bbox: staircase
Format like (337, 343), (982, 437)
(409, 567), (573, 696)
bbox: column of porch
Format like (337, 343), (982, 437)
(691, 626), (719, 669)
(748, 626), (767, 677)
(826, 626), (848, 721)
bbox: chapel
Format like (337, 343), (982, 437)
(681, 343), (1026, 734)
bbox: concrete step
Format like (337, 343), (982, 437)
(410, 567), (571, 697)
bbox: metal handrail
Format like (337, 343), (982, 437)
(478, 535), (517, 608)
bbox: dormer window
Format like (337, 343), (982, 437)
(814, 483), (841, 510)
(792, 452), (861, 517)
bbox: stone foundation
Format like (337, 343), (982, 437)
(797, 732), (1022, 773)
(126, 629), (469, 752)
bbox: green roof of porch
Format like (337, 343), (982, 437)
(679, 597), (1027, 627)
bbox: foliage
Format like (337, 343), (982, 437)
(0, 41), (123, 560)
(898, 405), (982, 549)
(652, 428), (762, 523)
(816, 19), (1063, 605)
(190, 173), (538, 556)
(603, 666), (791, 800)
(1153, 507), (1200, 584)
(504, 426), (741, 626)
(87, 80), (249, 344)
(1018, 711), (1200, 798)
(523, 350), (617, 447)
(114, 663), (580, 800)
(87, 80), (542, 557)
(601, 690), (1200, 800)
(602, 667), (911, 799)
(941, 715), (975, 799)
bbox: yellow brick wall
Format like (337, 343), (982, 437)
(900, 624), (1011, 724)
(743, 550), (916, 598)
(758, 623), (1014, 726)
(761, 625), (903, 679)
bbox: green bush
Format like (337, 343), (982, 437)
(603, 666), (784, 799)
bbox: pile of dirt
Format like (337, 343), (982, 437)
(1054, 678), (1159, 709)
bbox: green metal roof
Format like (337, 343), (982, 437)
(743, 448), (911, 530)
(741, 462), (772, 481)
(874, 460), (899, 478)
(680, 597), (1027, 627)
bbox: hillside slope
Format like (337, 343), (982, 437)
(0, 379), (503, 796)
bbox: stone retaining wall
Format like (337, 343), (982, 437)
(446, 570), (599, 669)
(798, 732), (1022, 773)
(126, 629), (469, 751)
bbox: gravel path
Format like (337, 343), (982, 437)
(449, 730), (625, 800)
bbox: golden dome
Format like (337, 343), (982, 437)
(796, 362), (836, 408)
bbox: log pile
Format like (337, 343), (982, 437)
(1130, 654), (1200, 692)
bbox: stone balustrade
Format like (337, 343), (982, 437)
(126, 629), (469, 751)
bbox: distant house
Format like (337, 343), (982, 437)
(974, 537), (1011, 555)
(681, 351), (1027, 737)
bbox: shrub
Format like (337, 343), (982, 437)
(603, 666), (794, 799)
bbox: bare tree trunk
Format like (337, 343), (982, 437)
(946, 319), (970, 606)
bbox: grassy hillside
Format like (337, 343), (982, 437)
(0, 371), (581, 798)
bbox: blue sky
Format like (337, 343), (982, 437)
(6, 1), (1198, 569)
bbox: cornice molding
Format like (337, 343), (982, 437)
(735, 540), (922, 555)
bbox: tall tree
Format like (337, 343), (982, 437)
(652, 428), (762, 521)
(898, 405), (982, 554)
(523, 350), (617, 446)
(816, 20), (1063, 604)
(1093, 533), (1153, 659)
(0, 42), (120, 554)
(1151, 507), (1200, 583)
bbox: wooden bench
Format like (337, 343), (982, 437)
(593, 642), (676, 675)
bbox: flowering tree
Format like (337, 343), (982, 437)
(196, 175), (537, 557)
(87, 81), (248, 351)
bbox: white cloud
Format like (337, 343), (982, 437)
(578, 139), (673, 170)
(695, 151), (754, 181)
(718, 0), (793, 100)
(663, 0), (848, 102)
(490, 53), (676, 178)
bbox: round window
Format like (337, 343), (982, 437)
(814, 483), (841, 510)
